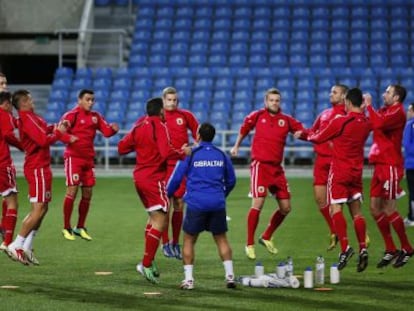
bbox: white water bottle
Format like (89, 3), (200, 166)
(330, 263), (340, 284)
(255, 261), (264, 277)
(304, 267), (313, 288)
(276, 261), (286, 278)
(286, 256), (293, 277)
(315, 255), (325, 285)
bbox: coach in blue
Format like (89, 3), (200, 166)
(167, 122), (236, 290)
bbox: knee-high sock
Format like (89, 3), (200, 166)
(261, 210), (286, 240)
(77, 197), (91, 229)
(172, 209), (183, 245)
(374, 213), (396, 252)
(353, 215), (367, 251)
(247, 208), (261, 246)
(332, 211), (348, 252)
(63, 195), (75, 229)
(388, 211), (413, 252)
(320, 204), (335, 234)
(144, 223), (152, 239)
(3, 208), (17, 245)
(142, 227), (162, 267)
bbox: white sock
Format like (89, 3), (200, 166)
(223, 260), (234, 278)
(11, 235), (26, 249)
(184, 264), (193, 281)
(23, 230), (37, 251)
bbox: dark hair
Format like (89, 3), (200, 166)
(0, 72), (5, 78)
(78, 89), (94, 99)
(146, 97), (163, 116)
(198, 122), (215, 142)
(0, 91), (11, 104)
(11, 89), (30, 110)
(391, 84), (407, 103)
(345, 88), (363, 107)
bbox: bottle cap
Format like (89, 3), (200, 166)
(305, 266), (312, 271)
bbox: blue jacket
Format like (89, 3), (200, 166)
(167, 142), (236, 211)
(403, 118), (414, 169)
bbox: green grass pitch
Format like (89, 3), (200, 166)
(1, 176), (413, 311)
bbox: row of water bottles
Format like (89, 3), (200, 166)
(303, 255), (340, 288)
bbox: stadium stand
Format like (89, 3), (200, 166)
(47, 0), (414, 163)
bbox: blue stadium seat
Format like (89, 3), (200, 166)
(172, 30), (190, 42)
(329, 53), (347, 67)
(47, 100), (65, 113)
(359, 76), (377, 90)
(134, 30), (151, 41)
(72, 78), (92, 90)
(93, 100), (107, 115)
(108, 100), (127, 111)
(156, 6), (174, 18)
(235, 77), (254, 89)
(213, 90), (232, 101)
(273, 6), (290, 17)
(154, 18), (172, 30)
(351, 31), (369, 42)
(195, 6), (213, 18)
(168, 54), (186, 67)
(269, 42), (288, 53)
(93, 78), (111, 90)
(54, 67), (74, 79)
(75, 67), (93, 79)
(130, 41), (149, 54)
(175, 6), (194, 18)
(289, 53), (307, 67)
(211, 30), (230, 42)
(129, 54), (147, 67)
(249, 54), (267, 66)
(190, 42), (208, 54)
(233, 101), (251, 113)
(125, 109), (143, 124)
(351, 5), (369, 18)
(291, 18), (310, 30)
(291, 30), (309, 41)
(213, 18), (231, 29)
(110, 90), (129, 101)
(210, 42), (229, 55)
(136, 4), (155, 17)
(128, 100), (146, 113)
(174, 18), (192, 30)
(194, 77), (214, 89)
(309, 42), (328, 53)
(390, 42), (408, 54)
(234, 6), (252, 19)
(211, 101), (231, 112)
(192, 90), (212, 104)
(43, 111), (61, 123)
(331, 30), (348, 41)
(114, 67), (131, 79)
(170, 42), (189, 54)
(290, 41), (308, 53)
(130, 89), (150, 101)
(268, 54), (288, 67)
(349, 54), (368, 67)
(253, 5), (271, 18)
(393, 30), (409, 41)
(256, 77), (275, 90)
(230, 42), (248, 54)
(271, 31), (289, 41)
(297, 77), (315, 89)
(391, 5), (409, 18)
(390, 53), (409, 67)
(94, 67), (112, 79)
(233, 89), (253, 102)
(370, 40), (387, 53)
(331, 5), (349, 18)
(174, 77), (192, 90)
(113, 77), (132, 90)
(105, 110), (125, 124)
(251, 31), (269, 42)
(318, 77), (335, 89)
(370, 53), (388, 67)
(192, 30), (210, 41)
(311, 19), (329, 30)
(208, 54), (227, 67)
(350, 18), (368, 30)
(150, 42), (169, 54)
(271, 18), (290, 30)
(370, 6), (387, 18)
(132, 77), (151, 89)
(231, 111), (247, 124)
(193, 17), (211, 30)
(148, 53), (167, 66)
(233, 18), (251, 31)
(52, 78), (72, 90)
(370, 30), (388, 41)
(312, 6), (330, 18)
(228, 54), (247, 67)
(252, 19), (270, 30)
(153, 77), (173, 90)
(215, 77), (233, 90)
(340, 77), (358, 88)
(93, 90), (109, 102)
(331, 18), (348, 30)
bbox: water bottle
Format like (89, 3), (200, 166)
(330, 263), (340, 284)
(286, 256), (294, 277)
(303, 267), (313, 289)
(315, 255), (325, 285)
(276, 261), (286, 278)
(255, 261), (264, 277)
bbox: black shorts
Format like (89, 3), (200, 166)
(183, 208), (228, 235)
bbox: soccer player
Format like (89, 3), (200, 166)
(402, 103), (414, 227)
(230, 88), (305, 260)
(0, 91), (22, 251)
(161, 87), (199, 259)
(6, 89), (69, 265)
(59, 89), (119, 241)
(167, 123), (237, 290)
(303, 84), (348, 250)
(365, 84), (414, 268)
(118, 97), (183, 284)
(308, 88), (372, 272)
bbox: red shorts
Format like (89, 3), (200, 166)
(166, 164), (186, 198)
(24, 166), (52, 203)
(250, 160), (290, 199)
(370, 164), (405, 200)
(0, 164), (17, 196)
(64, 156), (95, 187)
(134, 175), (169, 212)
(313, 155), (331, 186)
(328, 167), (363, 204)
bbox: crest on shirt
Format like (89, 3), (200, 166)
(73, 174), (80, 182)
(45, 191), (51, 200)
(258, 186), (265, 193)
(176, 117), (184, 125)
(92, 116), (98, 124)
(278, 119), (285, 127)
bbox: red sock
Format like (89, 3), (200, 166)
(374, 213), (396, 252)
(161, 213), (170, 244)
(171, 209), (183, 245)
(388, 211), (413, 252)
(247, 208), (261, 246)
(3, 208), (17, 245)
(63, 195), (75, 229)
(1, 200), (7, 228)
(320, 204), (335, 234)
(142, 227), (162, 267)
(332, 211), (348, 252)
(353, 215), (366, 251)
(77, 197), (91, 228)
(145, 223), (152, 239)
(261, 210), (286, 240)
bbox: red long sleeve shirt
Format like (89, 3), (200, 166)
(303, 104), (346, 157)
(239, 108), (304, 165)
(118, 115), (181, 179)
(0, 110), (22, 167)
(164, 108), (198, 165)
(60, 106), (117, 160)
(18, 110), (61, 170)
(308, 111), (372, 173)
(367, 103), (405, 166)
